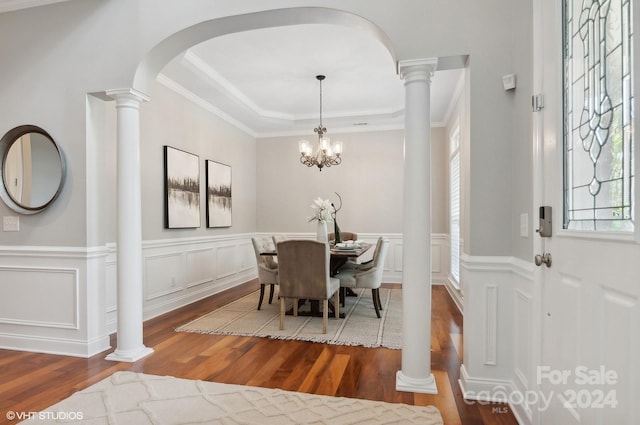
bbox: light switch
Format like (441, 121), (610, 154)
(3, 216), (19, 232)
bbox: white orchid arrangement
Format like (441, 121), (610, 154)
(307, 197), (335, 223)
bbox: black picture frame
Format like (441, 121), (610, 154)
(206, 160), (232, 228)
(164, 146), (201, 229)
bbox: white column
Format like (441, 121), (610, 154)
(105, 88), (154, 362)
(396, 59), (438, 394)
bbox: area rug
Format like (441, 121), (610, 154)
(176, 288), (403, 349)
(20, 371), (443, 424)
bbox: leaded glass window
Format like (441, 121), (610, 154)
(563, 0), (635, 231)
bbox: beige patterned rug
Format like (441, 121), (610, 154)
(176, 288), (403, 349)
(20, 371), (443, 424)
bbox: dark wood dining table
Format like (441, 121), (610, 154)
(260, 241), (372, 318)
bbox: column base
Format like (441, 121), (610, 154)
(396, 370), (438, 394)
(105, 346), (154, 362)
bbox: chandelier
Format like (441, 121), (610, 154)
(298, 75), (343, 171)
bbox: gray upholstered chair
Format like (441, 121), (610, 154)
(272, 234), (287, 247)
(251, 237), (279, 310)
(329, 231), (358, 243)
(336, 238), (389, 318)
(276, 239), (341, 333)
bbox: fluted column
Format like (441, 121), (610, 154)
(105, 88), (154, 362)
(396, 59), (438, 394)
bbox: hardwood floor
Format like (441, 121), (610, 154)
(0, 282), (518, 425)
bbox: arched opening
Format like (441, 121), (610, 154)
(106, 7), (402, 363)
(133, 7), (397, 97)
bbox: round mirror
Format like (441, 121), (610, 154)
(0, 125), (66, 214)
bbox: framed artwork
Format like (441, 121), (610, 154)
(164, 146), (201, 229)
(206, 160), (232, 227)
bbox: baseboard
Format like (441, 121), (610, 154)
(0, 332), (111, 358)
(442, 278), (464, 313)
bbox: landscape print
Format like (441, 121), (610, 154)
(206, 160), (232, 227)
(164, 146), (200, 228)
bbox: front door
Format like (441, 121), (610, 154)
(535, 0), (640, 423)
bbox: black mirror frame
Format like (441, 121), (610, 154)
(0, 125), (66, 215)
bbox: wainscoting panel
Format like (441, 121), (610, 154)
(484, 284), (498, 366)
(458, 255), (537, 425)
(393, 243), (403, 275)
(0, 266), (79, 329)
(215, 244), (238, 279)
(0, 246), (111, 358)
(185, 248), (216, 288)
(145, 252), (185, 300)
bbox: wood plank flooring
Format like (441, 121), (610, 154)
(0, 282), (518, 425)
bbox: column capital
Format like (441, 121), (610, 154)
(397, 58), (438, 83)
(106, 88), (150, 104)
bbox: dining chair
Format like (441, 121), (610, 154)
(329, 231), (358, 243)
(330, 232), (358, 268)
(251, 237), (279, 310)
(276, 239), (341, 333)
(336, 238), (389, 318)
(272, 234), (287, 247)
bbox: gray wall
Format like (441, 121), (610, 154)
(140, 82), (257, 240)
(256, 128), (448, 235)
(86, 82), (257, 245)
(509, 0), (534, 261)
(0, 0), (531, 261)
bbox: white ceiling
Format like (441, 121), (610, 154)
(1, 2), (465, 137)
(160, 24), (465, 138)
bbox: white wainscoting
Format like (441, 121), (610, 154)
(1, 232), (449, 358)
(0, 245), (111, 358)
(105, 234), (257, 334)
(458, 254), (537, 425)
(262, 233), (449, 285)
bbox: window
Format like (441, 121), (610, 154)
(449, 123), (461, 286)
(563, 0), (635, 231)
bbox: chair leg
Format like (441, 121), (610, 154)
(258, 284), (266, 310)
(375, 288), (383, 311)
(322, 299), (328, 333)
(334, 291), (340, 319)
(279, 297), (285, 330)
(268, 284), (275, 304)
(293, 299), (298, 316)
(372, 289), (381, 318)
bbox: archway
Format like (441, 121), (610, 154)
(108, 7), (435, 395)
(132, 7), (397, 97)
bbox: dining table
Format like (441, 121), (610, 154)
(260, 241), (372, 318)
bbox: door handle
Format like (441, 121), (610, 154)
(534, 252), (552, 268)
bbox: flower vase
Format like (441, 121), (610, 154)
(316, 220), (328, 243)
